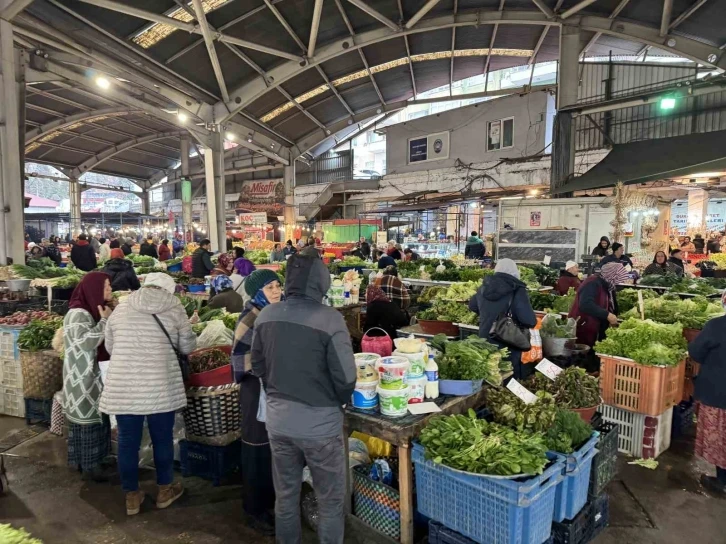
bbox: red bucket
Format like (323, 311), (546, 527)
(361, 327), (393, 357)
(187, 345), (233, 387)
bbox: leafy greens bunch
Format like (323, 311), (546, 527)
(669, 278), (718, 296)
(417, 301), (478, 325)
(17, 318), (64, 352)
(540, 313), (577, 339)
(595, 318), (687, 366)
(638, 273), (680, 287)
(431, 334), (511, 385)
(616, 288), (658, 314)
(521, 263), (559, 287)
(436, 281), (479, 302)
(419, 410), (549, 476)
(544, 409), (593, 454)
(528, 291), (558, 311)
(487, 388), (557, 433)
(552, 288), (577, 314)
(621, 295), (723, 330)
(528, 367), (600, 409)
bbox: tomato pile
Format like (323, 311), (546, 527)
(0, 310), (56, 326)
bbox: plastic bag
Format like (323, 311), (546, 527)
(196, 320), (233, 349)
(522, 316), (543, 364)
(350, 431), (392, 458)
(348, 437), (370, 468)
(540, 313), (577, 339)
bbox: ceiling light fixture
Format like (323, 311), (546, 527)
(95, 76), (110, 89)
(225, 132), (236, 141)
(177, 111), (188, 123)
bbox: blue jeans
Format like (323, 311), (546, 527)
(116, 411), (175, 492)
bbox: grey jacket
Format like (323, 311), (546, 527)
(252, 254), (356, 438)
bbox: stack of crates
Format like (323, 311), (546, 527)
(0, 327), (24, 418)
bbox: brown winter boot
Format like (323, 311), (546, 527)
(126, 490), (146, 516)
(156, 482), (184, 509)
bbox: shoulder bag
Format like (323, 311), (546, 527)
(489, 291), (532, 351)
(152, 314), (190, 382)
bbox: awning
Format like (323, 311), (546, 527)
(551, 130), (726, 194)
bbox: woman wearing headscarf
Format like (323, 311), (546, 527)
(233, 247), (256, 277)
(643, 250), (682, 276)
(207, 275), (245, 313)
(364, 286), (410, 340)
(212, 252), (234, 277)
(375, 265), (410, 311)
(100, 273), (196, 516)
(62, 272), (114, 482)
(569, 262), (630, 348)
(688, 291), (726, 496)
(469, 259), (537, 379)
(231, 269), (283, 534)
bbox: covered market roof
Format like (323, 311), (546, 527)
(5, 0), (726, 187)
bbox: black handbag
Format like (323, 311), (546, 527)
(153, 314), (190, 382)
(489, 293), (532, 351)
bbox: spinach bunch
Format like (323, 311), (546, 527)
(544, 409), (593, 454)
(616, 288), (658, 315)
(434, 336), (511, 385)
(419, 409), (549, 476)
(638, 273), (680, 287)
(552, 288), (576, 314)
(17, 318), (63, 352)
(487, 389), (557, 433)
(528, 291), (557, 311)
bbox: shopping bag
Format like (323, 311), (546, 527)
(522, 317), (543, 364)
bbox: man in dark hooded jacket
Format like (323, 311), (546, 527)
(469, 258), (537, 379)
(101, 248), (141, 291)
(591, 236), (610, 258)
(251, 254), (356, 543)
(464, 231), (486, 259)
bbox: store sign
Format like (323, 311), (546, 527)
(237, 212), (268, 224)
(408, 132), (450, 164)
(529, 211), (541, 227)
(235, 179), (284, 214)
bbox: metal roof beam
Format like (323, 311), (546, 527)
(346, 0), (399, 31)
(560, 0), (598, 20)
(529, 25), (549, 64)
(222, 42), (268, 78)
(0, 0), (34, 21)
(191, 0), (229, 103)
(308, 0), (324, 57)
(264, 0), (307, 53)
(275, 86), (327, 132)
(670, 0), (708, 29)
(531, 0), (555, 19)
(448, 0), (457, 96)
(71, 131), (184, 178)
(217, 10), (726, 123)
(25, 107), (137, 143)
(395, 0), (418, 97)
(406, 0), (441, 29)
(660, 0), (674, 36)
(315, 66), (355, 116)
(580, 0), (631, 57)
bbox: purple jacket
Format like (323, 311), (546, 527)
(234, 257), (256, 277)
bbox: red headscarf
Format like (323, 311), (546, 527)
(110, 248), (125, 260)
(68, 272), (111, 361)
(218, 252), (233, 271)
(366, 286), (390, 305)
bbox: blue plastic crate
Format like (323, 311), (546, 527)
(550, 434), (599, 523)
(179, 439), (241, 486)
(413, 442), (564, 544)
(24, 397), (52, 425)
(167, 262), (183, 272)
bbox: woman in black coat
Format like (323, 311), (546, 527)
(688, 297), (726, 495)
(468, 258), (536, 379)
(364, 286), (409, 340)
(101, 249), (141, 291)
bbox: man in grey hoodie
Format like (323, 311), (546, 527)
(251, 254), (356, 543)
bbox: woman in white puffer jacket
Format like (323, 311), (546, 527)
(100, 273), (196, 516)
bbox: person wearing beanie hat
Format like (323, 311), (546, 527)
(102, 248), (140, 292)
(555, 260), (581, 295)
(207, 274), (244, 313)
(230, 268), (283, 535)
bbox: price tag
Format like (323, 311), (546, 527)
(543, 255), (551, 265)
(535, 358), (564, 381)
(506, 379), (539, 405)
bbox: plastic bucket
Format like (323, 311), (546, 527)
(377, 356), (410, 390)
(393, 349), (426, 377)
(354, 353), (381, 382)
(377, 385), (410, 417)
(405, 375), (427, 404)
(352, 379), (379, 410)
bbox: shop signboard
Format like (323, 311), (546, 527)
(409, 137), (428, 163)
(237, 212), (268, 224)
(407, 132), (450, 164)
(236, 179), (284, 214)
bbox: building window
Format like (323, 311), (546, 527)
(486, 117), (514, 151)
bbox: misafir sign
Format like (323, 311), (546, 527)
(236, 178), (284, 214)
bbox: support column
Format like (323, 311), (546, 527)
(204, 129), (225, 252)
(0, 12), (25, 264)
(687, 188), (709, 236)
(141, 190), (150, 216)
(180, 135), (192, 238)
(283, 164), (295, 240)
(69, 177), (82, 236)
(550, 24), (582, 196)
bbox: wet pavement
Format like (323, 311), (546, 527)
(0, 418), (725, 544)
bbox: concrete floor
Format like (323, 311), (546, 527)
(0, 418), (724, 544)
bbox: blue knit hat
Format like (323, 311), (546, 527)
(245, 269), (280, 296)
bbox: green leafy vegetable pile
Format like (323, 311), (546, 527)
(528, 291), (558, 311)
(540, 313), (576, 339)
(595, 318), (687, 366)
(417, 301), (478, 325)
(127, 255), (155, 267)
(458, 268), (494, 282)
(544, 409), (593, 454)
(418, 286), (447, 304)
(188, 347), (230, 374)
(419, 410), (549, 476)
(430, 269), (462, 282)
(521, 263), (559, 287)
(177, 295), (204, 317)
(53, 275), (81, 289)
(669, 278), (718, 296)
(17, 317), (63, 352)
(246, 250), (270, 265)
(552, 288), (576, 314)
(621, 295), (723, 329)
(436, 281), (479, 302)
(12, 258), (81, 280)
(487, 388), (558, 433)
(518, 266), (540, 289)
(638, 273), (680, 287)
(528, 367), (600, 409)
(431, 334), (511, 385)
(616, 288), (658, 314)
(0, 524), (43, 544)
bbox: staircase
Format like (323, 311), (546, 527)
(300, 179), (380, 220)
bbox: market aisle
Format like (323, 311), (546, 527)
(2, 427), (726, 544)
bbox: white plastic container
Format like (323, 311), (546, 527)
(354, 353), (381, 382)
(351, 379), (379, 410)
(405, 375), (427, 404)
(393, 349), (426, 378)
(377, 356), (410, 390)
(377, 385), (410, 417)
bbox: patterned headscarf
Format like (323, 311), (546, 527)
(366, 286), (390, 304)
(600, 262), (630, 290)
(212, 274), (234, 293)
(217, 252), (233, 271)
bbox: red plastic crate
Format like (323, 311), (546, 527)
(598, 354), (684, 417)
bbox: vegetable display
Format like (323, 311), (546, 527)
(0, 524), (43, 544)
(418, 286), (447, 304)
(528, 291), (557, 311)
(540, 314), (576, 339)
(17, 318), (64, 352)
(458, 268), (494, 283)
(417, 301), (478, 325)
(594, 318), (687, 366)
(518, 266), (540, 289)
(521, 264), (559, 287)
(552, 288), (576, 314)
(616, 288), (658, 314)
(419, 410), (549, 476)
(127, 255), (155, 267)
(528, 367), (600, 409)
(188, 348), (230, 374)
(246, 250), (270, 265)
(669, 278), (718, 296)
(638, 273), (680, 287)
(620, 295), (723, 329)
(544, 409), (593, 454)
(0, 310), (56, 326)
(12, 258), (80, 280)
(430, 269), (463, 282)
(430, 334), (511, 385)
(53, 275), (81, 289)
(487, 388), (558, 433)
(436, 282), (479, 302)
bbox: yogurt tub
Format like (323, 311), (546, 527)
(393, 349), (426, 377)
(351, 379), (379, 410)
(354, 353), (381, 382)
(405, 375), (427, 404)
(377, 385), (410, 417)
(377, 356), (411, 390)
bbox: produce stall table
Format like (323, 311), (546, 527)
(336, 303), (363, 341)
(397, 324), (457, 340)
(401, 278), (455, 287)
(344, 389), (488, 544)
